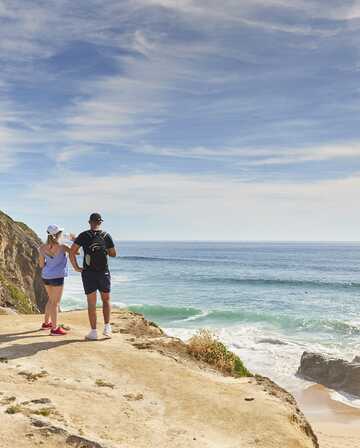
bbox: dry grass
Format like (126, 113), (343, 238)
(187, 329), (252, 377)
(31, 407), (55, 417)
(95, 379), (114, 389)
(18, 370), (48, 382)
(1, 396), (16, 405)
(6, 404), (22, 414)
(123, 393), (144, 401)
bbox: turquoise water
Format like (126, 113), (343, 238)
(63, 241), (360, 398)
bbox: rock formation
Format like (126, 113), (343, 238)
(0, 309), (319, 448)
(0, 210), (47, 313)
(297, 351), (360, 397)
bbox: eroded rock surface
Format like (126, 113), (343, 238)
(0, 310), (319, 448)
(0, 211), (47, 312)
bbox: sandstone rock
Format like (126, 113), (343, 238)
(297, 351), (360, 397)
(0, 310), (319, 448)
(0, 210), (47, 313)
(112, 309), (164, 337)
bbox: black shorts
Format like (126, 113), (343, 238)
(42, 277), (64, 286)
(81, 270), (111, 295)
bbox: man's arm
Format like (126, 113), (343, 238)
(107, 247), (117, 257)
(70, 243), (83, 272)
(105, 234), (117, 257)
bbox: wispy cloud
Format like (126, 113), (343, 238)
(144, 0), (360, 22)
(54, 145), (95, 163)
(2, 0), (360, 239)
(26, 170), (360, 240)
(1, 0), (359, 164)
(128, 142), (360, 167)
(245, 143), (360, 166)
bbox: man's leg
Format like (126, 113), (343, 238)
(100, 291), (111, 325)
(87, 292), (97, 329)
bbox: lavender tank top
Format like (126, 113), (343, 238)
(42, 248), (69, 279)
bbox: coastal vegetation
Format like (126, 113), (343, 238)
(0, 272), (36, 314)
(188, 329), (252, 377)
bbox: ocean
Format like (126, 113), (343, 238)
(62, 241), (360, 404)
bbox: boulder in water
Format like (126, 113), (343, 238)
(297, 351), (360, 397)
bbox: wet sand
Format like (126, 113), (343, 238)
(297, 384), (360, 448)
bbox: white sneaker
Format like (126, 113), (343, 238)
(85, 329), (98, 341)
(103, 324), (112, 338)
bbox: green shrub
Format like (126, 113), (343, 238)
(6, 404), (22, 414)
(0, 272), (35, 314)
(188, 329), (252, 377)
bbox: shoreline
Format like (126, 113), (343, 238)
(296, 384), (360, 448)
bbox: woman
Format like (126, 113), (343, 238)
(38, 224), (73, 336)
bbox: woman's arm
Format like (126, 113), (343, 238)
(62, 244), (71, 254)
(63, 244), (80, 255)
(38, 246), (45, 269)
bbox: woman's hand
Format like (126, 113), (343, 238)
(75, 266), (83, 273)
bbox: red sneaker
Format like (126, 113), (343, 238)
(41, 322), (52, 330)
(50, 327), (67, 336)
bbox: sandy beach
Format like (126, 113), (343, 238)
(296, 384), (360, 448)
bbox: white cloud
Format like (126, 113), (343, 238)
(246, 143), (360, 166)
(54, 145), (95, 163)
(141, 0), (360, 23)
(129, 142), (360, 166)
(26, 170), (360, 240)
(0, 0), (359, 177)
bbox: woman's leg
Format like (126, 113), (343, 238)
(44, 285), (51, 325)
(49, 285), (64, 329)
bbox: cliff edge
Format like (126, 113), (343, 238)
(0, 309), (318, 448)
(0, 210), (47, 313)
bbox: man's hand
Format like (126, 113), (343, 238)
(107, 247), (117, 257)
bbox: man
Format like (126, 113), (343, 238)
(70, 213), (117, 340)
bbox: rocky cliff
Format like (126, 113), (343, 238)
(0, 210), (47, 313)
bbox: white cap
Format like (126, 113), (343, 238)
(47, 224), (64, 236)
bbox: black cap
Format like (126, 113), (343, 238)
(89, 212), (103, 223)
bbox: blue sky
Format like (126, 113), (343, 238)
(1, 0), (360, 240)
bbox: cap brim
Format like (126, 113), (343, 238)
(47, 227), (64, 235)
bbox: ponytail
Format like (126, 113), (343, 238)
(46, 234), (56, 245)
(46, 231), (62, 246)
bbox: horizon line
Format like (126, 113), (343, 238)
(112, 239), (360, 244)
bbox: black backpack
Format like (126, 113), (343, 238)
(84, 231), (108, 271)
